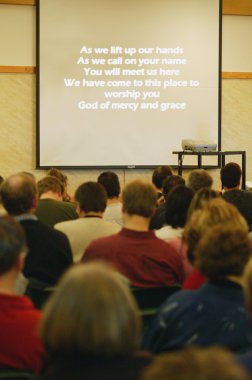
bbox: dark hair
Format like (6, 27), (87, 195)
(152, 166), (173, 190)
(97, 171), (120, 199)
(0, 173), (37, 215)
(162, 175), (185, 199)
(195, 225), (252, 281)
(165, 185), (194, 228)
(0, 216), (27, 275)
(220, 162), (241, 188)
(37, 176), (64, 198)
(75, 182), (107, 213)
(187, 169), (213, 193)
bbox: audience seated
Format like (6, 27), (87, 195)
(97, 171), (123, 226)
(143, 224), (252, 353)
(38, 263), (152, 380)
(221, 162), (252, 229)
(0, 173), (73, 288)
(155, 185), (194, 281)
(150, 175), (185, 230)
(82, 180), (184, 288)
(35, 176), (78, 227)
(0, 216), (44, 373)
(142, 347), (250, 380)
(182, 198), (248, 290)
(187, 169), (213, 193)
(55, 182), (121, 262)
(151, 166), (173, 203)
(155, 185), (193, 241)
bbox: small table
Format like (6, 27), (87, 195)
(172, 150), (246, 190)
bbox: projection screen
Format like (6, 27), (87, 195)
(37, 0), (221, 168)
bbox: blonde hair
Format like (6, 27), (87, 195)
(39, 263), (141, 358)
(183, 198), (248, 262)
(142, 346), (250, 380)
(187, 188), (220, 221)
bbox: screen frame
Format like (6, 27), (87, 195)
(36, 0), (222, 170)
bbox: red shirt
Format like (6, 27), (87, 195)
(83, 228), (184, 288)
(182, 269), (206, 290)
(0, 293), (44, 373)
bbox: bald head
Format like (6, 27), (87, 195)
(0, 173), (37, 216)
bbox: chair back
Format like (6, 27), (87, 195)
(25, 277), (55, 309)
(0, 369), (35, 380)
(131, 285), (181, 328)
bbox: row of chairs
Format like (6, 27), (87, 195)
(27, 278), (180, 309)
(132, 285), (180, 328)
(1, 284), (180, 378)
(26, 279), (181, 329)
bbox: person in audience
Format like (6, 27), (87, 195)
(0, 173), (73, 287)
(39, 262), (152, 380)
(47, 168), (72, 202)
(221, 162), (252, 229)
(155, 185), (193, 241)
(237, 258), (252, 374)
(82, 180), (184, 287)
(35, 176), (78, 227)
(151, 166), (173, 203)
(187, 187), (220, 221)
(183, 198), (248, 290)
(142, 347), (250, 380)
(97, 171), (123, 226)
(55, 182), (121, 262)
(0, 216), (44, 373)
(155, 185), (194, 280)
(187, 169), (213, 193)
(143, 224), (252, 354)
(150, 175), (185, 230)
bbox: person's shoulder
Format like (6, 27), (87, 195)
(223, 189), (246, 198)
(89, 231), (120, 247)
(243, 191), (252, 199)
(154, 234), (181, 252)
(159, 286), (206, 316)
(55, 217), (81, 230)
(19, 296), (42, 319)
(0, 293), (41, 318)
(35, 219), (70, 241)
(152, 289), (195, 322)
(84, 231), (121, 256)
(62, 201), (78, 213)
